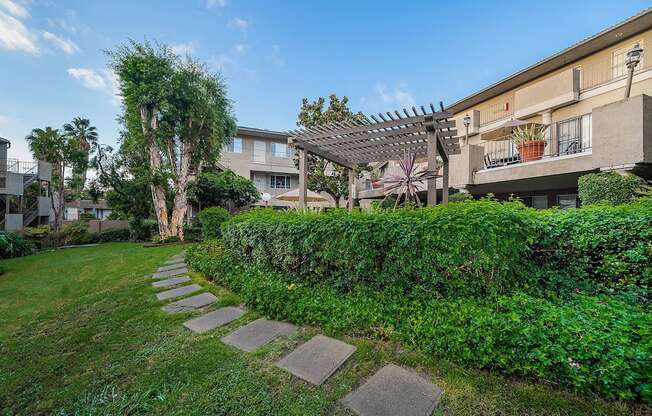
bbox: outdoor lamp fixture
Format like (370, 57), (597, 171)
(463, 114), (471, 145)
(624, 43), (643, 99)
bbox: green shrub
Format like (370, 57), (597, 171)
(198, 207), (230, 240)
(0, 231), (33, 259)
(223, 202), (538, 295)
(98, 228), (130, 242)
(187, 241), (652, 402)
(578, 172), (648, 205)
(62, 221), (98, 245)
(129, 218), (158, 241)
(448, 192), (474, 202)
(183, 222), (202, 242)
(222, 201), (651, 300)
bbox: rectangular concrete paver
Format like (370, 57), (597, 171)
(183, 307), (246, 333)
(221, 318), (296, 352)
(152, 276), (191, 288)
(152, 267), (188, 279)
(162, 293), (218, 314)
(158, 262), (187, 272)
(276, 334), (356, 385)
(341, 364), (442, 416)
(156, 284), (202, 300)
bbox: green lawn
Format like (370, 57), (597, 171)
(0, 243), (646, 415)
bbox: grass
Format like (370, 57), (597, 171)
(0, 243), (647, 415)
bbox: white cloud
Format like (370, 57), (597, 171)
(229, 17), (250, 31)
(42, 31), (79, 54)
(171, 41), (197, 56)
(234, 43), (246, 54)
(67, 68), (122, 105)
(206, 0), (226, 8)
(265, 44), (284, 68)
(375, 82), (416, 109)
(67, 68), (105, 89)
(208, 54), (232, 72)
(0, 9), (38, 54)
(0, 0), (29, 19)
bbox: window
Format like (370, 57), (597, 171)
(227, 137), (243, 153)
(270, 175), (291, 189)
(556, 114), (591, 156)
(557, 194), (578, 210)
(271, 142), (291, 158)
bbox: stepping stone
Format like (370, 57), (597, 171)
(156, 284), (202, 300)
(158, 262), (187, 272)
(152, 267), (188, 279)
(164, 258), (184, 265)
(275, 334), (356, 385)
(169, 252), (186, 261)
(221, 318), (296, 352)
(342, 364), (442, 416)
(162, 293), (218, 314)
(183, 307), (246, 333)
(152, 276), (191, 288)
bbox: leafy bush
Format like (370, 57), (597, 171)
(222, 201), (651, 300)
(62, 221), (98, 245)
(188, 170), (259, 212)
(448, 191), (474, 202)
(578, 172), (648, 205)
(0, 231), (33, 259)
(98, 228), (130, 242)
(183, 222), (202, 242)
(129, 218), (158, 242)
(198, 207), (230, 240)
(187, 241), (652, 402)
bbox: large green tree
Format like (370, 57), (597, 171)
(296, 94), (364, 207)
(63, 117), (99, 189)
(25, 127), (86, 229)
(107, 40), (236, 240)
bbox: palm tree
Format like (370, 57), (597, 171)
(63, 117), (98, 187)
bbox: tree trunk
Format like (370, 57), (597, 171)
(140, 106), (171, 239)
(169, 121), (194, 241)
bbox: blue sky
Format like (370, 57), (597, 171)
(1, 0), (650, 161)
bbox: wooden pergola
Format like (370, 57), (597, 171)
(288, 103), (460, 210)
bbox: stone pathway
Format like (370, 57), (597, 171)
(156, 283), (202, 300)
(183, 306), (245, 333)
(152, 276), (191, 288)
(221, 318), (297, 352)
(276, 334), (356, 385)
(149, 251), (443, 415)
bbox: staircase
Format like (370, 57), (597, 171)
(22, 201), (38, 227)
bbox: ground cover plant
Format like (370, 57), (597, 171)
(190, 200), (652, 403)
(1, 243), (647, 415)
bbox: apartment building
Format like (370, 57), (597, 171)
(0, 138), (52, 231)
(219, 126), (334, 207)
(436, 9), (652, 208)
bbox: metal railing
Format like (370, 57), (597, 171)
(580, 54), (649, 90)
(482, 115), (592, 169)
(1, 158), (38, 175)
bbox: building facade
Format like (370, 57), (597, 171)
(64, 199), (113, 221)
(441, 9), (652, 208)
(0, 138), (52, 231)
(220, 126), (334, 208)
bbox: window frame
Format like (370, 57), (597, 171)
(269, 175), (291, 189)
(227, 137), (243, 154)
(271, 142), (290, 158)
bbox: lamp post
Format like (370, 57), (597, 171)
(462, 114), (471, 145)
(624, 43), (643, 99)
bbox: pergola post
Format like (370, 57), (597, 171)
(348, 168), (356, 212)
(298, 148), (307, 209)
(427, 131), (438, 206)
(442, 159), (449, 205)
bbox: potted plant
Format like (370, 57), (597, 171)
(512, 124), (548, 162)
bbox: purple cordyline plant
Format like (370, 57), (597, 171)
(381, 151), (438, 209)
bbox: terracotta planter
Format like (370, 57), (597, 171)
(517, 140), (545, 162)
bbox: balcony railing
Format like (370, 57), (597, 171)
(481, 115), (592, 169)
(1, 158), (38, 175)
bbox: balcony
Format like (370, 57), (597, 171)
(481, 114), (592, 170)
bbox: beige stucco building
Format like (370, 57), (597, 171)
(220, 126), (334, 208)
(440, 8), (652, 208)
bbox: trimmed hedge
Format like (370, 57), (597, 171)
(578, 172), (648, 205)
(187, 241), (652, 402)
(199, 207), (230, 240)
(222, 201), (651, 299)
